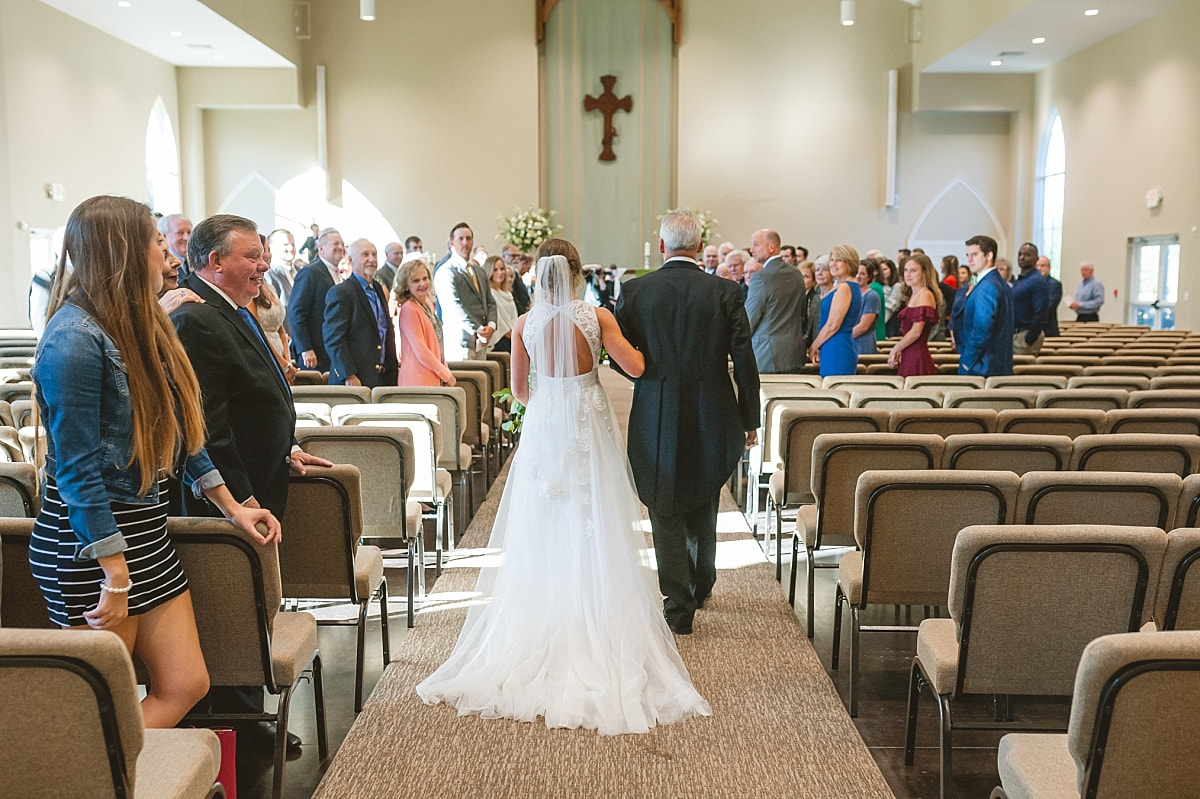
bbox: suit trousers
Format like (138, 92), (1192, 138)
(648, 496), (719, 626)
(1012, 330), (1045, 356)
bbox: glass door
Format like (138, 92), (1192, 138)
(1129, 235), (1181, 329)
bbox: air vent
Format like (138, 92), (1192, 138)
(186, 43), (216, 50)
(997, 50), (1025, 57)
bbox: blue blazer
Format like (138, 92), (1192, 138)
(958, 269), (1014, 377)
(287, 260), (335, 371)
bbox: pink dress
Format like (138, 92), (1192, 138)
(397, 300), (455, 386)
(896, 305), (938, 377)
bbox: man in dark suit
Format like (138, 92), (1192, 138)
(616, 209), (760, 635)
(287, 227), (345, 372)
(1012, 242), (1050, 355)
(501, 242), (531, 316)
(158, 213), (192, 284)
(1037, 255), (1062, 337)
(324, 238), (398, 387)
(958, 234), (1015, 377)
(746, 228), (808, 373)
(433, 222), (496, 360)
(172, 214), (329, 754)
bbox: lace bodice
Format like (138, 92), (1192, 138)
(521, 299), (602, 376)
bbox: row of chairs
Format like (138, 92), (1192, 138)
(759, 384), (1200, 412)
(767, 372), (1200, 392)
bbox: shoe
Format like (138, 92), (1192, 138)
(238, 721), (303, 759)
(665, 613), (693, 635)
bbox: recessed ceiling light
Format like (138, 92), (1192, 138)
(1032, 37), (1046, 44)
(990, 60), (1003, 67)
(212, 54), (224, 61)
(117, 1), (131, 6)
(1084, 8), (1100, 16)
(170, 31), (183, 38)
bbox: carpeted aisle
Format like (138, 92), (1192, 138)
(312, 370), (894, 798)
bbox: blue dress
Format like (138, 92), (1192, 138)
(854, 288), (881, 355)
(818, 280), (861, 377)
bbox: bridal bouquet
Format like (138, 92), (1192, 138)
(656, 208), (719, 246)
(498, 205), (562, 253)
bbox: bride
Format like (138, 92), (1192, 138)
(416, 240), (711, 735)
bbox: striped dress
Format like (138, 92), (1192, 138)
(28, 476), (188, 628)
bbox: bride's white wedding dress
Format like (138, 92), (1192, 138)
(416, 257), (710, 735)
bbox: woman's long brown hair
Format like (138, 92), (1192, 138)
(46, 196), (206, 495)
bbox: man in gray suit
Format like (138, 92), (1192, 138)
(377, 241), (403, 297)
(433, 222), (496, 360)
(745, 228), (808, 373)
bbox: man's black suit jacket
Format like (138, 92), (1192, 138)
(616, 259), (760, 515)
(323, 276), (399, 387)
(172, 275), (297, 517)
(287, 260), (335, 372)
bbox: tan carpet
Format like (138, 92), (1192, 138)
(313, 371), (894, 798)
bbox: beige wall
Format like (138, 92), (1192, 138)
(1033, 0), (1200, 327)
(200, 0), (301, 66)
(0, 0), (179, 327)
(914, 0), (1035, 74)
(677, 0), (1018, 260)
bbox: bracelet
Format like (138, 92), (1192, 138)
(100, 579), (133, 595)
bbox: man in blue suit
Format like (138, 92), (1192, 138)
(958, 234), (1014, 377)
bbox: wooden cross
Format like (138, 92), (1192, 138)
(583, 75), (632, 162)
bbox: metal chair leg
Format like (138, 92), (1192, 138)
(354, 599), (368, 713)
(904, 657), (923, 766)
(272, 686), (294, 799)
(312, 653), (329, 759)
(789, 533), (800, 606)
(831, 583), (845, 669)
(406, 538), (416, 628)
(806, 546), (816, 639)
(849, 605), (861, 718)
(378, 576), (391, 664)
(936, 692), (953, 799)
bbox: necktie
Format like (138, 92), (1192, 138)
(237, 306), (287, 386)
(363, 281), (388, 364)
(467, 266), (481, 294)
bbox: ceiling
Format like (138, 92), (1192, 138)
(925, 0), (1185, 73)
(38, 0), (293, 68)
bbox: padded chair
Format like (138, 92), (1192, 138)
(1153, 527), (1200, 631)
(0, 384), (31, 405)
(904, 524), (1166, 799)
(1014, 470), (1181, 529)
(985, 375), (1068, 392)
(448, 362), (502, 475)
(941, 433), (1073, 474)
(943, 389), (1037, 411)
(1106, 355), (1167, 368)
(290, 384), (372, 406)
(1128, 389), (1200, 409)
(757, 374), (822, 387)
(1084, 365), (1158, 379)
(902, 375), (985, 392)
(1013, 364), (1085, 379)
(1035, 355), (1102, 368)
(448, 368), (493, 487)
(1178, 474), (1200, 529)
(0, 519), (53, 629)
(18, 427), (44, 469)
(0, 462), (38, 517)
(10, 399), (33, 429)
(1035, 388), (1128, 411)
(1069, 433), (1200, 478)
(832, 468), (1019, 716)
(863, 363), (898, 375)
(992, 631), (1200, 799)
(1066, 375), (1151, 392)
(849, 389), (942, 410)
(277, 465), (389, 713)
(372, 386), (472, 516)
(0, 399), (12, 428)
(0, 427), (23, 463)
(292, 402), (332, 427)
(1105, 408), (1200, 435)
(888, 407), (996, 436)
(0, 628), (225, 799)
(994, 408), (1106, 438)
(764, 408), (889, 577)
(171, 517), (328, 799)
(292, 370), (326, 385)
(787, 432), (944, 637)
(821, 375), (904, 392)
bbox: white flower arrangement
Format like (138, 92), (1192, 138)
(498, 205), (563, 253)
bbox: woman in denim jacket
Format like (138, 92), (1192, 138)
(29, 196), (281, 728)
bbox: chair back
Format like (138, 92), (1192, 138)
(0, 462), (38, 517)
(946, 524), (1164, 697)
(1179, 475), (1200, 528)
(0, 519), (53, 628)
(1067, 631), (1200, 798)
(296, 428), (413, 539)
(985, 375), (1068, 391)
(1070, 433), (1200, 478)
(1105, 408), (1200, 435)
(1129, 389), (1200, 409)
(888, 408), (995, 436)
(1036, 388), (1129, 411)
(277, 465), (365, 601)
(486, 351), (511, 391)
(0, 400), (12, 429)
(994, 408), (1106, 438)
(293, 369), (327, 385)
(371, 386), (467, 472)
(941, 433), (1073, 474)
(1155, 528), (1200, 631)
(810, 433), (943, 548)
(1015, 470), (1181, 529)
(167, 517), (283, 691)
(1085, 365), (1158, 379)
(821, 375), (904, 391)
(0, 384), (31, 405)
(1067, 375), (1151, 392)
(10, 400), (33, 429)
(853, 469), (1018, 608)
(449, 370), (487, 446)
(902, 375), (985, 391)
(290, 385), (372, 406)
(757, 374), (822, 387)
(943, 389), (1037, 411)
(333, 409), (442, 498)
(849, 389), (942, 410)
(293, 402), (332, 427)
(774, 409), (889, 504)
(0, 628), (144, 797)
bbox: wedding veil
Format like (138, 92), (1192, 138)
(527, 253), (586, 383)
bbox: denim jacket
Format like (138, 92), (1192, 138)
(32, 302), (224, 561)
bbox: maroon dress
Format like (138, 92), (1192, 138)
(896, 305), (938, 376)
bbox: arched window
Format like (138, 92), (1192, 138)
(145, 97), (181, 214)
(1035, 111), (1065, 276)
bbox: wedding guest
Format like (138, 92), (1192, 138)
(853, 259), (881, 355)
(702, 244), (720, 274)
(433, 222), (496, 360)
(718, 241), (734, 261)
(485, 256), (518, 354)
(501, 242), (531, 315)
(804, 258), (831, 352)
(299, 222), (320, 262)
(887, 254), (941, 376)
(400, 235), (425, 265)
(396, 258), (456, 387)
(799, 260), (820, 352)
(880, 259), (903, 337)
(796, 245), (809, 262)
(809, 246), (861, 377)
(265, 228), (299, 306)
(949, 265), (972, 349)
(935, 255), (960, 341)
(378, 242), (404, 297)
(324, 238), (398, 388)
(780, 245), (798, 266)
(156, 227), (202, 315)
(1038, 255), (1062, 337)
(863, 257), (887, 341)
(745, 227), (807, 374)
(31, 195), (279, 729)
(1070, 262), (1105, 322)
(157, 213), (192, 284)
(249, 234), (298, 384)
(288, 226), (345, 371)
(958, 234), (1014, 377)
(725, 250), (749, 299)
(715, 264), (732, 280)
(941, 255), (959, 290)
